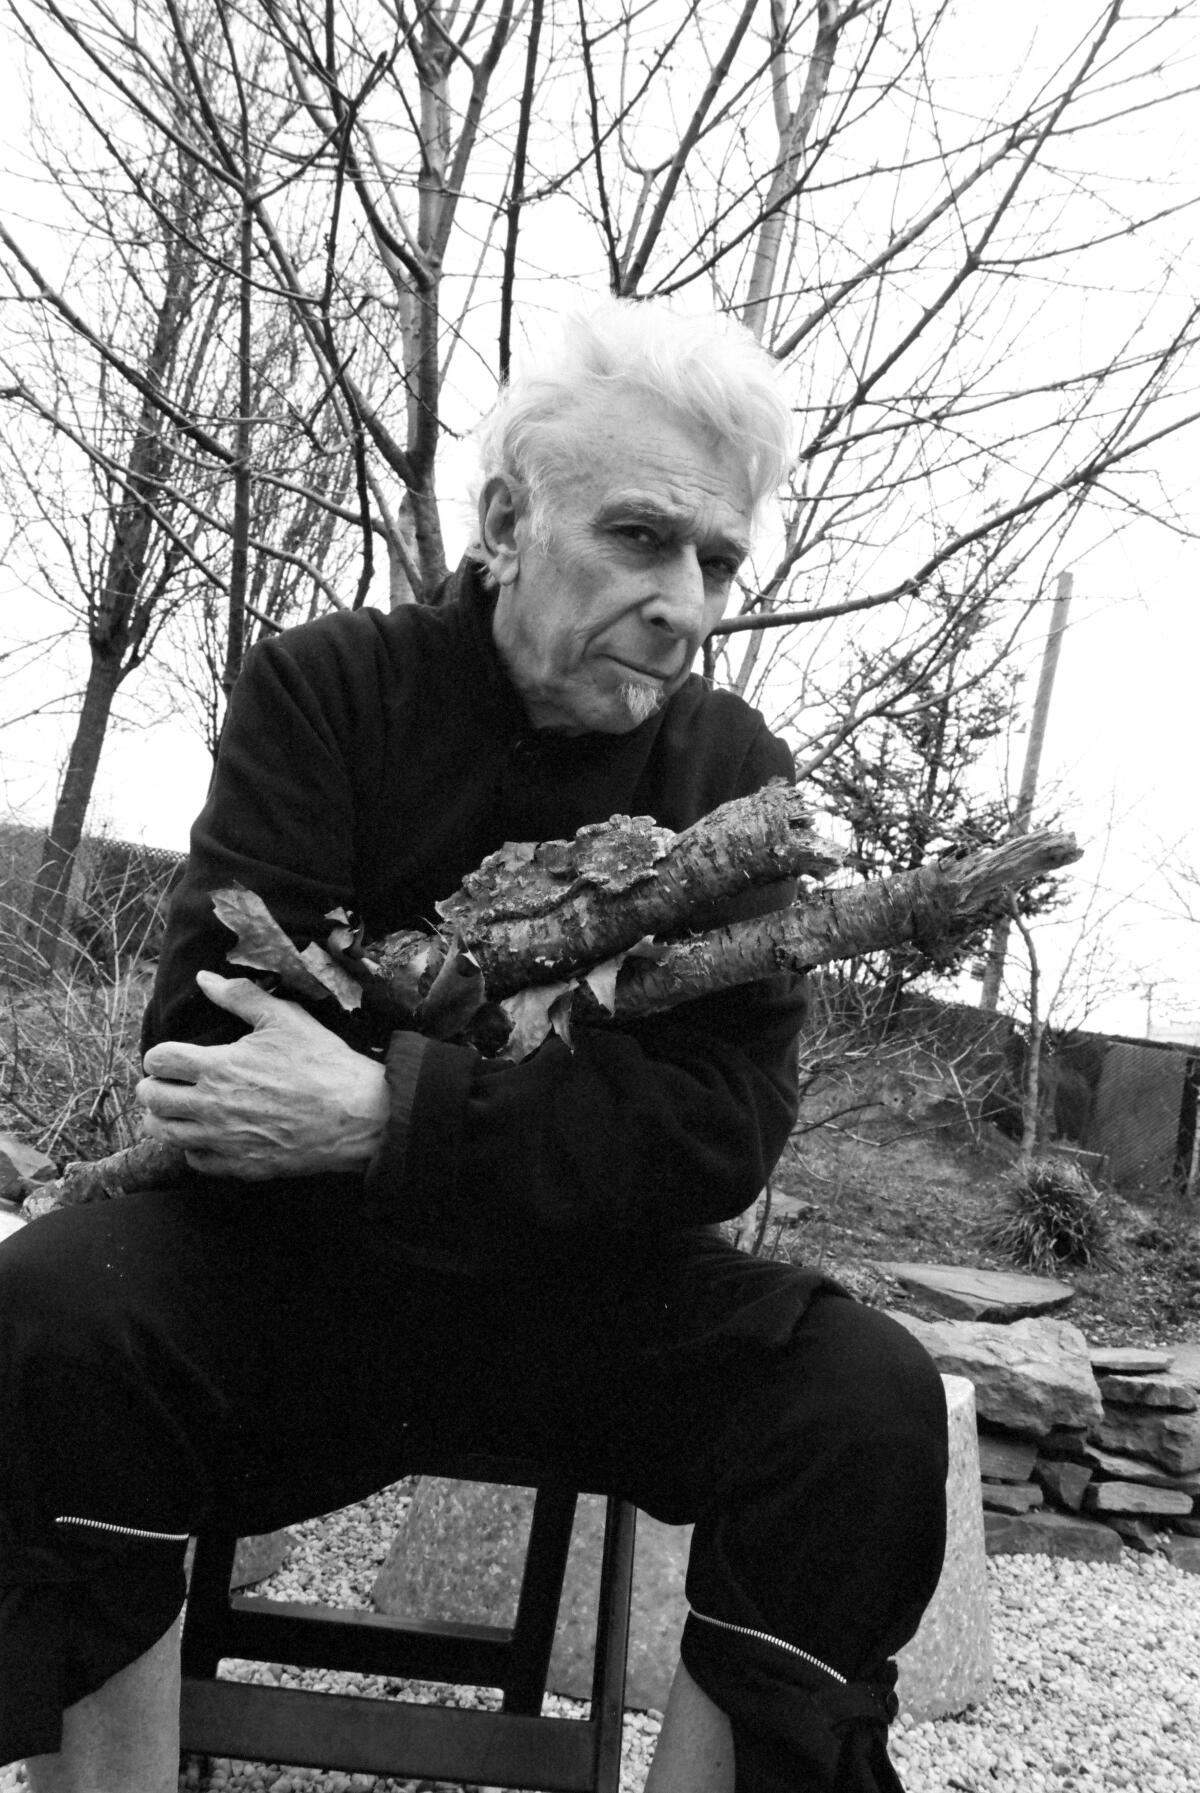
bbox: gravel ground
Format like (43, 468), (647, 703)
(2, 1486), (1197, 1791)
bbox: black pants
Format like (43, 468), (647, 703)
(0, 1178), (948, 1788)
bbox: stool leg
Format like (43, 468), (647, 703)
(591, 1500), (636, 1793)
(500, 1484), (578, 1715)
(181, 1535), (239, 1680)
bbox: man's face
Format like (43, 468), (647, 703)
(483, 389), (755, 735)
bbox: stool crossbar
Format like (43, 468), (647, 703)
(179, 1458), (638, 1793)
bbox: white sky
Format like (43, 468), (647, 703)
(2, 1), (1199, 1043)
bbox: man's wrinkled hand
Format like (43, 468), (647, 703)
(137, 970), (390, 1180)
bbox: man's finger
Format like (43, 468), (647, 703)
(136, 1075), (203, 1122)
(195, 969), (286, 1027)
(141, 1040), (206, 1083)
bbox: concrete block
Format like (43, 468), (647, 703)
(545, 1498), (689, 1709)
(895, 1375), (993, 1721)
(371, 1477), (688, 1710)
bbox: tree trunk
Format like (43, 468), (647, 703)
(25, 653), (125, 971)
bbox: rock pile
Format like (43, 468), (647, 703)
(891, 1313), (1200, 1573)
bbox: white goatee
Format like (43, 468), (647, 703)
(617, 680), (664, 725)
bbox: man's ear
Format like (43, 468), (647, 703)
(477, 475), (523, 587)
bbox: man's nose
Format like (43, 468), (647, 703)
(644, 545), (707, 637)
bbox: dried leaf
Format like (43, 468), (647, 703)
(416, 940), (486, 1040)
(501, 980), (572, 1062)
(548, 985), (576, 1047)
(297, 942), (363, 1010)
(212, 887), (336, 1005)
(583, 955), (623, 1014)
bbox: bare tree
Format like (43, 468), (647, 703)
(1, 0), (1198, 933)
(0, 5), (372, 957)
(1, 125), (220, 962)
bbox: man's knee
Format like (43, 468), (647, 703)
(791, 1292), (948, 1466)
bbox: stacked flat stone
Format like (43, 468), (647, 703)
(890, 1312), (1200, 1572)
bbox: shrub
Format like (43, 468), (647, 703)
(982, 1154), (1116, 1273)
(0, 870), (170, 1167)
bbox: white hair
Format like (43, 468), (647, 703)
(472, 296), (792, 548)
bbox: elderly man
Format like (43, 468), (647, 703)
(0, 298), (947, 1792)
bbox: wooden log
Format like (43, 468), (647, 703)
(23, 826), (1080, 1217)
(606, 831), (1082, 1022)
(384, 783), (842, 997)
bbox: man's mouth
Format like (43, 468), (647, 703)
(606, 655), (677, 685)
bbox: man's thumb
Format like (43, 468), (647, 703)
(195, 969), (278, 1027)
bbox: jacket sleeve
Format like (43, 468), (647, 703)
(364, 970), (807, 1258)
(141, 619), (389, 1061)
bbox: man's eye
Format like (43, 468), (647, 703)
(704, 558), (740, 582)
(616, 525), (659, 549)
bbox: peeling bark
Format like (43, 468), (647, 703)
(427, 783), (842, 995)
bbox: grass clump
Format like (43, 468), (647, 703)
(0, 855), (174, 1169)
(983, 1154), (1116, 1273)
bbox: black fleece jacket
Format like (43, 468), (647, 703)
(142, 563), (809, 1278)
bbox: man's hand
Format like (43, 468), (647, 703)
(137, 970), (391, 1180)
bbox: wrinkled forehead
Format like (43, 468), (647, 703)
(555, 387), (756, 525)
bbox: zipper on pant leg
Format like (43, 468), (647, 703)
(54, 1516), (190, 1542)
(689, 1605), (847, 1684)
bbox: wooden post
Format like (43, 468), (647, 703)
(980, 570), (1074, 1012)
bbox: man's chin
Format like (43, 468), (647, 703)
(616, 678), (666, 726)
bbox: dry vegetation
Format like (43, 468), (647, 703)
(760, 1095), (1200, 1349)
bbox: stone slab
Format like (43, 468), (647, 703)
(1096, 1409), (1200, 1476)
(876, 1263), (1074, 1322)
(1040, 1426), (1091, 1461)
(231, 1529), (293, 1589)
(1096, 1373), (1197, 1412)
(1084, 1481), (1193, 1517)
(1104, 1516), (1167, 1554)
(888, 1314), (1102, 1436)
(1034, 1458), (1092, 1512)
(1083, 1443), (1200, 1494)
(1166, 1342), (1200, 1391)
(977, 1433), (1038, 1483)
(983, 1509), (1125, 1563)
(894, 1376), (993, 1723)
(1089, 1347), (1174, 1376)
(982, 1482), (1043, 1514)
(1163, 1535), (1200, 1573)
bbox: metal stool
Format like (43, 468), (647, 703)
(180, 1457), (638, 1792)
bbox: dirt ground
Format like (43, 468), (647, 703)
(752, 1107), (1200, 1349)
